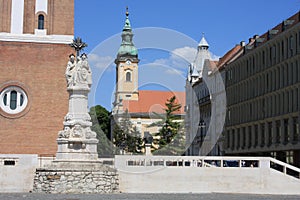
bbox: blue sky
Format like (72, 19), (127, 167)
(74, 0), (300, 110)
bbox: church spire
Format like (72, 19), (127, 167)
(123, 6), (131, 31)
(198, 33), (209, 50)
(116, 7), (138, 59)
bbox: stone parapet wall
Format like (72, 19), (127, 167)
(33, 166), (119, 194)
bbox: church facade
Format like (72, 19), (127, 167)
(112, 10), (185, 145)
(0, 0), (74, 155)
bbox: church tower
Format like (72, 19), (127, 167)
(114, 7), (139, 107)
(0, 0), (74, 155)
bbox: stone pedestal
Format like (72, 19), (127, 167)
(56, 86), (98, 161)
(145, 144), (152, 156)
(33, 52), (119, 194)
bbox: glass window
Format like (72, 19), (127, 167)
(293, 117), (299, 142)
(248, 126), (252, 148)
(3, 93), (7, 105)
(261, 123), (265, 147)
(38, 14), (44, 30)
(289, 35), (294, 56)
(268, 122), (272, 146)
(0, 86), (28, 115)
(284, 119), (289, 143)
(126, 71), (131, 82)
(10, 91), (17, 110)
(276, 120), (281, 144)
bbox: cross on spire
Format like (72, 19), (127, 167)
(69, 37), (88, 57)
(126, 6), (129, 16)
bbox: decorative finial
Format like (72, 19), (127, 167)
(69, 37), (88, 57)
(202, 32), (205, 37)
(126, 6), (129, 17)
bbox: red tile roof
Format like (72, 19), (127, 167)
(218, 45), (243, 69)
(123, 90), (185, 115)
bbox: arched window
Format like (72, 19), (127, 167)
(126, 71), (131, 82)
(38, 14), (44, 30)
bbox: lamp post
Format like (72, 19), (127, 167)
(120, 139), (126, 155)
(198, 119), (206, 155)
(144, 131), (153, 156)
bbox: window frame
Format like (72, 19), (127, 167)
(38, 14), (45, 30)
(0, 82), (30, 118)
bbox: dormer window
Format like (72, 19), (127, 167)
(38, 14), (45, 30)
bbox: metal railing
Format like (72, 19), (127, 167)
(269, 157), (300, 179)
(122, 156), (262, 168)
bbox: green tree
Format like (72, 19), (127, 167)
(112, 110), (143, 154)
(89, 105), (114, 157)
(90, 105), (111, 139)
(149, 96), (185, 155)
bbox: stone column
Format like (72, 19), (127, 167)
(280, 119), (285, 145)
(272, 120), (276, 145)
(234, 129), (239, 151)
(229, 129), (233, 150)
(240, 128), (244, 149)
(289, 116), (294, 143)
(251, 125), (255, 149)
(264, 122), (269, 147)
(298, 113), (300, 142)
(257, 123), (262, 148)
(245, 126), (249, 149)
(56, 54), (98, 161)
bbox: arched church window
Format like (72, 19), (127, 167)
(38, 14), (45, 30)
(126, 71), (131, 82)
(0, 86), (28, 115)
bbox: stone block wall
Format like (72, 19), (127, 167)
(33, 168), (119, 194)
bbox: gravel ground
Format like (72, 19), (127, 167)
(0, 193), (300, 200)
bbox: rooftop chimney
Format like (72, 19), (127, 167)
(240, 41), (246, 47)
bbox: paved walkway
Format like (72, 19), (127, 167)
(0, 193), (300, 200)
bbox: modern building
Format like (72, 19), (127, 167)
(112, 9), (185, 146)
(224, 12), (300, 167)
(0, 0), (74, 155)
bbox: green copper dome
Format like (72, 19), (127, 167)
(117, 8), (138, 58)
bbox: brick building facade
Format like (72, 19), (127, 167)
(0, 0), (74, 155)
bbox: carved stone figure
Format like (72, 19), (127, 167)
(65, 54), (76, 87)
(58, 127), (70, 138)
(74, 53), (92, 87)
(65, 53), (92, 88)
(72, 124), (83, 138)
(56, 38), (98, 161)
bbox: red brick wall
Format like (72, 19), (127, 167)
(0, 0), (12, 33)
(0, 41), (74, 155)
(0, 0), (74, 35)
(23, 0), (36, 34)
(48, 0), (74, 35)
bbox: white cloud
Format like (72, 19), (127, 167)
(151, 46), (220, 74)
(88, 53), (114, 70)
(151, 47), (197, 72)
(165, 68), (184, 75)
(210, 53), (220, 61)
(172, 46), (197, 63)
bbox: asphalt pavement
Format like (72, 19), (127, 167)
(0, 193), (300, 200)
